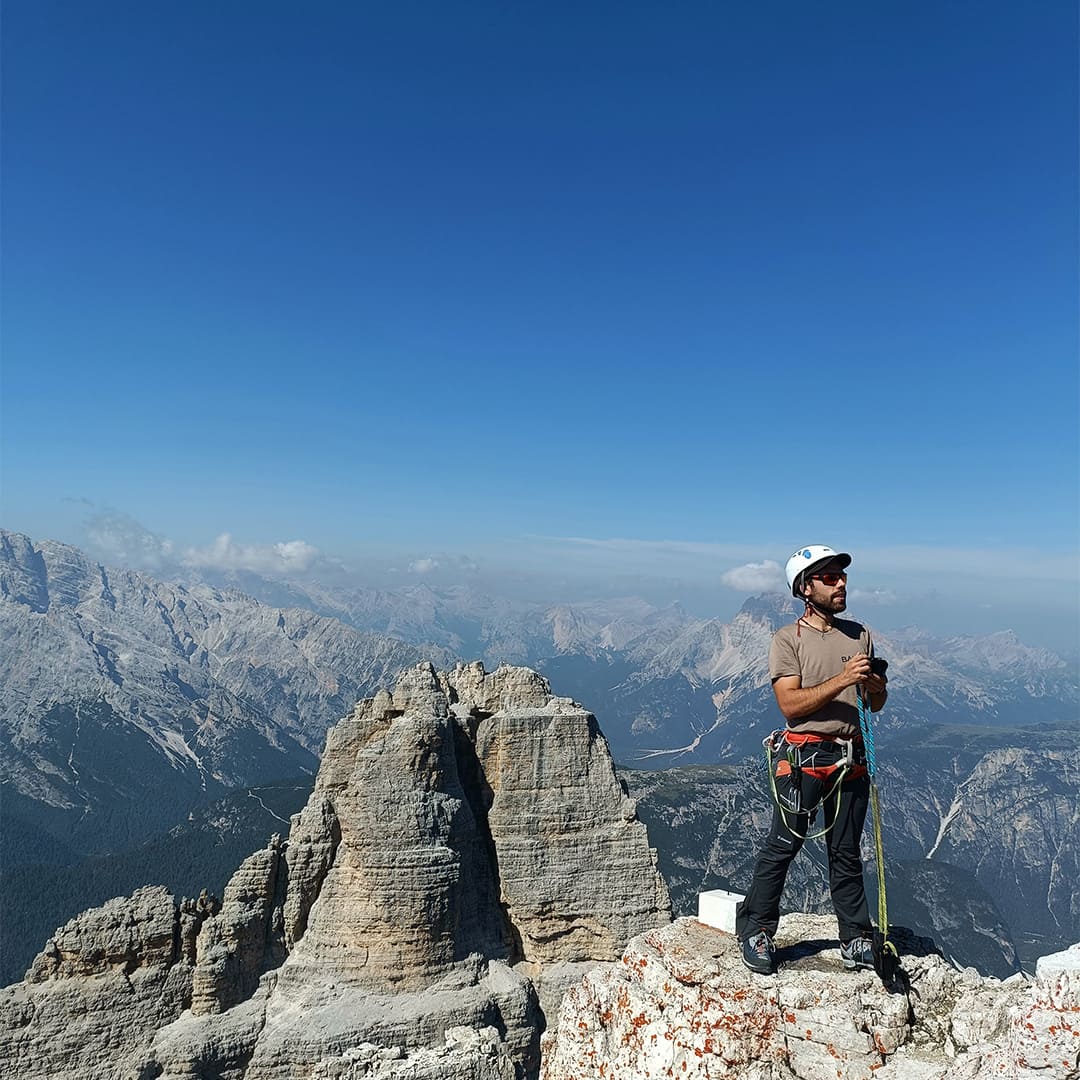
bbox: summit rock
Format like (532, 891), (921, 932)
(540, 916), (1080, 1079)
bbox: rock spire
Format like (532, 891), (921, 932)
(0, 662), (671, 1079)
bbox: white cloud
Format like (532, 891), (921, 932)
(273, 539), (320, 570)
(80, 505), (331, 580)
(409, 557), (439, 574)
(182, 533), (320, 575)
(720, 560), (785, 592)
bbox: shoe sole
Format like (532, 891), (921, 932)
(742, 955), (776, 975)
(841, 958), (873, 971)
(742, 962), (776, 975)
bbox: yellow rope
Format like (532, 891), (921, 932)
(869, 781), (898, 962)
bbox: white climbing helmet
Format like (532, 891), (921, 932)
(784, 545), (852, 598)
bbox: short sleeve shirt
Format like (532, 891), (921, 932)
(768, 618), (872, 738)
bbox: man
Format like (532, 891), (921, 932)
(735, 545), (888, 975)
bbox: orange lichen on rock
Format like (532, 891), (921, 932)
(540, 918), (1080, 1080)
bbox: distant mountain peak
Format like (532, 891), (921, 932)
(736, 592), (798, 630)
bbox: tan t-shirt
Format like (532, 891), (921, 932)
(768, 618), (873, 738)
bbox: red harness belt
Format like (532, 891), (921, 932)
(775, 731), (867, 781)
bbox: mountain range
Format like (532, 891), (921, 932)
(0, 530), (451, 856)
(1, 528), (1076, 986)
(189, 561), (1076, 763)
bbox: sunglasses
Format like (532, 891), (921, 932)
(810, 571), (848, 586)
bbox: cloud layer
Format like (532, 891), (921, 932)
(84, 511), (175, 568)
(720, 560), (785, 592)
(82, 509), (321, 577)
(182, 534), (320, 574)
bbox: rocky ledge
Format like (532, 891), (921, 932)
(540, 915), (1080, 1080)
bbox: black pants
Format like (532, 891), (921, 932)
(735, 760), (872, 944)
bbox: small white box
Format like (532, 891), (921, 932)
(697, 889), (744, 934)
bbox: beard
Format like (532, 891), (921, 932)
(807, 589), (846, 614)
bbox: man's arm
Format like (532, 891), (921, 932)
(772, 654), (876, 721)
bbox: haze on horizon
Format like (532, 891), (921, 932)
(2, 3), (1077, 655)
(2, 507), (1073, 658)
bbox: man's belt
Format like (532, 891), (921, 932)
(784, 730), (862, 750)
(776, 730), (867, 781)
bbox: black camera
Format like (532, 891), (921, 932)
(870, 656), (889, 678)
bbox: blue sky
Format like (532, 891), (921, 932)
(2, 2), (1077, 649)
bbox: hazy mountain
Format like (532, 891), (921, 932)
(175, 562), (695, 665)
(124, 561), (1078, 764)
(0, 530), (450, 855)
(545, 594), (1079, 765)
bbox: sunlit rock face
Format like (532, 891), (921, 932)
(0, 662), (671, 1080)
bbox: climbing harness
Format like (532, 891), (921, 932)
(763, 729), (864, 841)
(857, 680), (901, 985)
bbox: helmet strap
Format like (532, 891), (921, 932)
(802, 595), (834, 630)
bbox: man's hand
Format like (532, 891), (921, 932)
(847, 653), (888, 710)
(841, 654), (873, 687)
(842, 654), (888, 697)
(863, 672), (887, 696)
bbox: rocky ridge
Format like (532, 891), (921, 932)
(540, 915), (1080, 1080)
(0, 662), (671, 1079)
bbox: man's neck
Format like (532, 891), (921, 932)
(803, 603), (835, 631)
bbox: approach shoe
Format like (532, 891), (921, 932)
(840, 935), (874, 971)
(741, 930), (776, 975)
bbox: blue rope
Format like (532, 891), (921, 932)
(857, 686), (877, 777)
